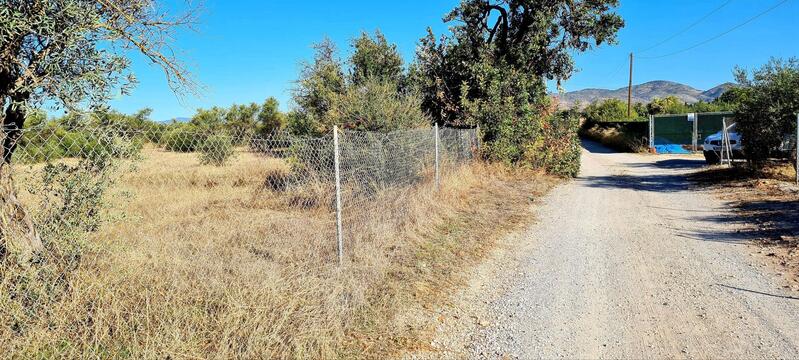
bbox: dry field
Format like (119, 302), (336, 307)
(1, 145), (556, 358)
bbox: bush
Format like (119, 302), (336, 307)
(525, 112), (582, 177)
(60, 131), (104, 158)
(13, 137), (64, 163)
(161, 125), (202, 152)
(12, 127), (143, 163)
(457, 60), (581, 177)
(584, 98), (640, 122)
(326, 77), (428, 132)
(733, 58), (799, 171)
(198, 134), (235, 166)
(111, 135), (145, 159)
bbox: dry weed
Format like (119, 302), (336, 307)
(1, 147), (556, 359)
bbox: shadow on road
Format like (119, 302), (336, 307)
(581, 139), (618, 154)
(626, 159), (706, 170)
(717, 284), (799, 301)
(579, 139), (798, 248)
(579, 173), (692, 193)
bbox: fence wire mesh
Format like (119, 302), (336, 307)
(0, 124), (479, 265)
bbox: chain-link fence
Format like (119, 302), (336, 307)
(0, 123), (480, 354)
(1, 123), (479, 264)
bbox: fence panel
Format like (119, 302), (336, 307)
(697, 112), (731, 146)
(652, 114), (692, 146)
(1, 124), (479, 265)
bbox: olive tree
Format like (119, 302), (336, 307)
(257, 97), (285, 135)
(413, 0), (623, 174)
(1, 0), (198, 258)
(350, 30), (404, 86)
(733, 58), (799, 172)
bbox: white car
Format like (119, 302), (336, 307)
(702, 123), (796, 165)
(702, 123), (742, 165)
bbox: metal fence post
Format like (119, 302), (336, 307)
(691, 113), (698, 152)
(434, 123), (440, 190)
(648, 115), (654, 149)
(795, 114), (798, 184)
(721, 117), (733, 167)
(333, 126), (344, 264)
(476, 123), (482, 153)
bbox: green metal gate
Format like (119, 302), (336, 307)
(649, 111), (733, 153)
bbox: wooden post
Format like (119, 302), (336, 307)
(627, 52), (634, 119)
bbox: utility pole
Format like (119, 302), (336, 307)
(627, 52), (634, 119)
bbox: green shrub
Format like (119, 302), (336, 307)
(161, 125), (202, 152)
(60, 131), (96, 157)
(198, 134), (235, 166)
(326, 77), (428, 132)
(733, 58), (799, 170)
(525, 112), (582, 177)
(584, 98), (640, 122)
(13, 138), (64, 163)
(110, 135), (144, 159)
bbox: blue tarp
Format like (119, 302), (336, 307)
(654, 144), (690, 154)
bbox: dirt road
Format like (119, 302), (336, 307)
(462, 141), (799, 358)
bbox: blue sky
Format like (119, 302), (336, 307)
(109, 0), (799, 121)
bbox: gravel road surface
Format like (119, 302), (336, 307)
(466, 141), (799, 359)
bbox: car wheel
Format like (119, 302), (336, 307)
(703, 151), (720, 165)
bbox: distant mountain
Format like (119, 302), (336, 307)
(158, 117), (191, 124)
(554, 81), (735, 109)
(700, 82), (735, 100)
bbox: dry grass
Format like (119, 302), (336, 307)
(1, 146), (557, 358)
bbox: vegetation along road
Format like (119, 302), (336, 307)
(439, 141), (799, 359)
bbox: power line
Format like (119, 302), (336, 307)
(637, 0), (734, 54)
(599, 58), (628, 79)
(640, 0), (791, 59)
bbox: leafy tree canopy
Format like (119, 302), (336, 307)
(584, 98), (639, 122)
(733, 57), (799, 169)
(413, 0), (623, 124)
(350, 30), (404, 86)
(1, 0), (199, 161)
(291, 32), (428, 134)
(410, 0), (622, 174)
(258, 97), (286, 135)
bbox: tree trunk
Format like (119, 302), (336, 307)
(1, 99), (42, 264)
(0, 168), (43, 264)
(2, 98), (26, 163)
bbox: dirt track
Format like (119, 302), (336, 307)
(456, 141), (799, 358)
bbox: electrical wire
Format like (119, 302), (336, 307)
(639, 0), (791, 59)
(637, 0), (735, 54)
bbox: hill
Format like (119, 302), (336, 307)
(555, 81), (735, 109)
